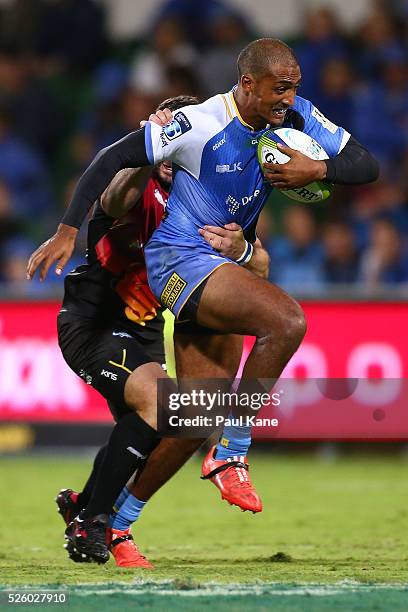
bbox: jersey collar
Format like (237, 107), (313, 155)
(222, 88), (269, 133)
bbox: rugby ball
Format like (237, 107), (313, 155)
(257, 127), (332, 203)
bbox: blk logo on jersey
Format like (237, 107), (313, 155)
(216, 162), (243, 173)
(163, 112), (192, 141)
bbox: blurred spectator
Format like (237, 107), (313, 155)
(129, 18), (197, 96)
(36, 0), (107, 73)
(351, 180), (408, 248)
(387, 0), (408, 21)
(294, 7), (348, 101)
(161, 65), (202, 100)
(198, 7), (252, 96)
(0, 0), (44, 55)
(0, 46), (64, 160)
(322, 221), (359, 284)
(268, 205), (325, 292)
(354, 3), (401, 80)
(352, 48), (408, 165)
(0, 238), (61, 296)
(66, 87), (158, 181)
(0, 102), (53, 219)
(149, 0), (247, 49)
(74, 62), (130, 154)
(120, 90), (159, 132)
(0, 181), (22, 248)
(359, 218), (408, 286)
(317, 57), (355, 131)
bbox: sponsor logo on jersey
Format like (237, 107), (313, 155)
(79, 369), (93, 385)
(161, 272), (187, 310)
(241, 189), (260, 206)
(226, 189), (261, 214)
(226, 194), (240, 215)
(216, 162), (243, 173)
(112, 331), (132, 338)
(311, 107), (337, 134)
(163, 112), (192, 141)
(212, 134), (226, 150)
(101, 369), (118, 380)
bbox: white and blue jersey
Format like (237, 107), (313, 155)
(144, 91), (350, 317)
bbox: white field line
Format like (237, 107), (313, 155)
(15, 581), (405, 598)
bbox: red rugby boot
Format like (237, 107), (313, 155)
(108, 528), (154, 569)
(201, 446), (262, 513)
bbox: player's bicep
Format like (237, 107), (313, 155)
(101, 167), (152, 218)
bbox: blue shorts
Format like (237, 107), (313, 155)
(145, 238), (232, 318)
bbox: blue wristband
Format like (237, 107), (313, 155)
(236, 240), (254, 265)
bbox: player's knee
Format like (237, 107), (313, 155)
(123, 363), (165, 429)
(257, 298), (306, 352)
(280, 303), (307, 352)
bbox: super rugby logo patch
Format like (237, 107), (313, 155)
(162, 112), (192, 141)
(161, 272), (187, 310)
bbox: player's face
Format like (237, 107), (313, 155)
(155, 161), (172, 189)
(247, 63), (301, 128)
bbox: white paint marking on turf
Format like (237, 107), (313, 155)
(64, 581), (408, 598)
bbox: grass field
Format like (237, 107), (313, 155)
(1, 451), (407, 610)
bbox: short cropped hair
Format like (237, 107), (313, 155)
(237, 38), (298, 79)
(156, 95), (200, 112)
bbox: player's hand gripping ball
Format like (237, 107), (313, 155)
(257, 128), (333, 203)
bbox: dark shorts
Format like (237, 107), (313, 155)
(57, 310), (165, 421)
(177, 276), (209, 323)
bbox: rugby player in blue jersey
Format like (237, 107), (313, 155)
(28, 99), (269, 566)
(28, 38), (378, 562)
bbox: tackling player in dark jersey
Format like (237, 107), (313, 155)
(32, 96), (270, 567)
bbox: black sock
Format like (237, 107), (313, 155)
(81, 413), (159, 518)
(76, 445), (107, 509)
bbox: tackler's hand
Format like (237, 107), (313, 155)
(140, 108), (173, 128)
(26, 223), (78, 281)
(199, 222), (247, 261)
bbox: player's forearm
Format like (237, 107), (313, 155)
(101, 167), (153, 218)
(61, 129), (149, 229)
(244, 240), (270, 279)
(324, 136), (379, 185)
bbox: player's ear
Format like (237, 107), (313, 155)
(241, 74), (255, 93)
